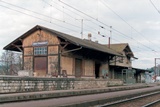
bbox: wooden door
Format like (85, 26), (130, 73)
(34, 57), (47, 76)
(75, 59), (82, 78)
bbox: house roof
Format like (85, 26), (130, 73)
(3, 25), (121, 56)
(107, 43), (134, 57)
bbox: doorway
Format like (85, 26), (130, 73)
(34, 57), (47, 76)
(75, 58), (82, 78)
(95, 63), (100, 78)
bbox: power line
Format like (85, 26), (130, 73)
(1, 0), (91, 33)
(100, 0), (160, 50)
(0, 4), (79, 33)
(0, 0), (107, 42)
(3, 0), (101, 41)
(149, 0), (160, 14)
(0, 0), (63, 22)
(1, 0), (158, 55)
(42, 0), (77, 20)
(58, 0), (158, 53)
(43, 0), (105, 39)
(0, 0), (83, 30)
(50, 0), (124, 43)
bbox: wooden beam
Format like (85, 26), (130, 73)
(60, 42), (70, 45)
(12, 44), (23, 52)
(19, 38), (23, 43)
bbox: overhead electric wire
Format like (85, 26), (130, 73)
(52, 0), (105, 31)
(59, 0), (159, 53)
(0, 0), (63, 22)
(50, 0), (105, 34)
(100, 0), (160, 50)
(0, 4), (79, 33)
(1, 0), (158, 54)
(51, 0), (122, 42)
(149, 0), (160, 14)
(59, 0), (111, 28)
(0, 0), (104, 42)
(0, 0), (83, 30)
(43, 0), (104, 39)
(0, 0), (80, 29)
(42, 0), (75, 19)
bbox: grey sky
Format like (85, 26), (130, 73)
(1, 0), (160, 69)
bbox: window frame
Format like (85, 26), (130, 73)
(34, 46), (47, 56)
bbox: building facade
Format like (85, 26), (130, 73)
(107, 43), (137, 80)
(4, 25), (121, 78)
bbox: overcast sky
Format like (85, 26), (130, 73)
(0, 0), (160, 69)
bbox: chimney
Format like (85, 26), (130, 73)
(108, 37), (110, 48)
(88, 33), (92, 41)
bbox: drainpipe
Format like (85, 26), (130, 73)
(108, 37), (110, 48)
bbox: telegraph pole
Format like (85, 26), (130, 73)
(110, 26), (112, 44)
(76, 19), (90, 39)
(81, 19), (83, 39)
(154, 58), (160, 81)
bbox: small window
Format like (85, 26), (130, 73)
(34, 47), (47, 55)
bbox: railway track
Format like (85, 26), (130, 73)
(98, 91), (160, 107)
(142, 99), (160, 107)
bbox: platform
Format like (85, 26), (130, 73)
(0, 83), (154, 103)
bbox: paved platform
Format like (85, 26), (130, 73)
(0, 83), (156, 103)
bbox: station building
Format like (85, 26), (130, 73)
(4, 25), (122, 78)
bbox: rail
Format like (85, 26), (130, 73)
(141, 99), (160, 107)
(100, 91), (160, 107)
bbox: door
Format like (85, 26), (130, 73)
(95, 63), (100, 78)
(75, 59), (82, 78)
(34, 57), (47, 76)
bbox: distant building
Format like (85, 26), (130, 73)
(106, 43), (136, 79)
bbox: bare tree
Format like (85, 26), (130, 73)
(0, 51), (22, 75)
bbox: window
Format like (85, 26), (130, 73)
(34, 47), (47, 55)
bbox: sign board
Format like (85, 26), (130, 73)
(32, 41), (48, 46)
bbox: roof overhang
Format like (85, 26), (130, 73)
(3, 25), (122, 57)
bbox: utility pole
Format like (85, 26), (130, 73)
(81, 19), (83, 39)
(76, 19), (90, 39)
(155, 58), (160, 75)
(110, 26), (112, 44)
(155, 58), (160, 81)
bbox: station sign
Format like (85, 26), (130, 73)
(32, 41), (48, 46)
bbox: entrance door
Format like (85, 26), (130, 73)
(34, 57), (47, 76)
(75, 59), (82, 78)
(95, 63), (100, 78)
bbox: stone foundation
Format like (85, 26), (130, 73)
(0, 76), (123, 93)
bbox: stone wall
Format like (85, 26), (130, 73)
(0, 76), (123, 93)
